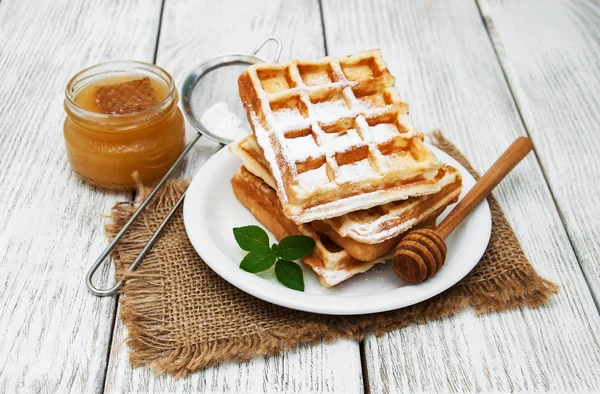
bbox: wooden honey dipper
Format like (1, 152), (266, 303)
(392, 137), (534, 283)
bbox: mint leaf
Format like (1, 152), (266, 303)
(239, 245), (276, 273)
(275, 235), (316, 260)
(233, 226), (269, 251)
(275, 260), (305, 291)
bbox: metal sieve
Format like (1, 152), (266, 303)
(85, 36), (283, 296)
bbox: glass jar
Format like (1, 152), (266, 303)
(64, 61), (185, 190)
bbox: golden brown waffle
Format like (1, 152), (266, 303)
(314, 175), (461, 244)
(231, 167), (382, 287)
(314, 213), (441, 262)
(229, 135), (462, 246)
(238, 49), (446, 223)
(229, 151), (406, 263)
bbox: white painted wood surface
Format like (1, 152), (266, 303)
(478, 0), (600, 304)
(2, 0), (600, 393)
(321, 0), (600, 392)
(103, 1), (363, 393)
(0, 0), (162, 392)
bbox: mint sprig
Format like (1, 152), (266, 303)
(233, 225), (269, 251)
(234, 225), (313, 291)
(276, 235), (316, 261)
(275, 260), (305, 291)
(239, 245), (276, 273)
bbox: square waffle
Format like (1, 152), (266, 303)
(238, 49), (446, 223)
(229, 135), (461, 251)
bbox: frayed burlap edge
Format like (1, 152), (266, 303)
(105, 132), (558, 378)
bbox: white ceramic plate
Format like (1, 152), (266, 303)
(183, 144), (491, 315)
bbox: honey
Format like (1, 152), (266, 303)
(64, 61), (185, 190)
(74, 75), (169, 114)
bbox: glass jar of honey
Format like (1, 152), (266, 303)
(64, 61), (185, 190)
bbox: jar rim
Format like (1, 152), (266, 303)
(64, 60), (177, 121)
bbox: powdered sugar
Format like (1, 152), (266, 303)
(364, 123), (399, 143)
(320, 128), (362, 152)
(311, 99), (350, 123)
(297, 165), (329, 189)
(272, 107), (307, 129)
(285, 134), (320, 161)
(201, 102), (248, 140)
(354, 98), (376, 112)
(251, 111), (287, 202)
(313, 258), (388, 287)
(336, 158), (373, 181)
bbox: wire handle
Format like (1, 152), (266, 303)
(86, 133), (202, 296)
(253, 36), (282, 63)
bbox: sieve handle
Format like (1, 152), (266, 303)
(85, 133), (203, 296)
(253, 36), (283, 63)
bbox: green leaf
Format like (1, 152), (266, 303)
(275, 260), (305, 291)
(239, 245), (276, 273)
(233, 226), (269, 251)
(275, 235), (316, 260)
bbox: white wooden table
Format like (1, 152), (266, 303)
(1, 0), (599, 392)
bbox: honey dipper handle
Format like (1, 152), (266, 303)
(436, 136), (533, 239)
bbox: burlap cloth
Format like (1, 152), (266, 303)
(107, 132), (558, 378)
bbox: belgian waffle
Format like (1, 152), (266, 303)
(315, 176), (461, 244)
(238, 49), (446, 223)
(229, 135), (462, 246)
(231, 167), (382, 287)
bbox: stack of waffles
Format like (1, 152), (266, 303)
(230, 49), (463, 287)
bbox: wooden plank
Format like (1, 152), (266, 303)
(321, 0), (600, 392)
(107, 323), (361, 394)
(0, 0), (162, 393)
(477, 0), (600, 305)
(103, 1), (363, 393)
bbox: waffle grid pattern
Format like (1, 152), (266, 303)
(230, 135), (462, 245)
(239, 50), (444, 222)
